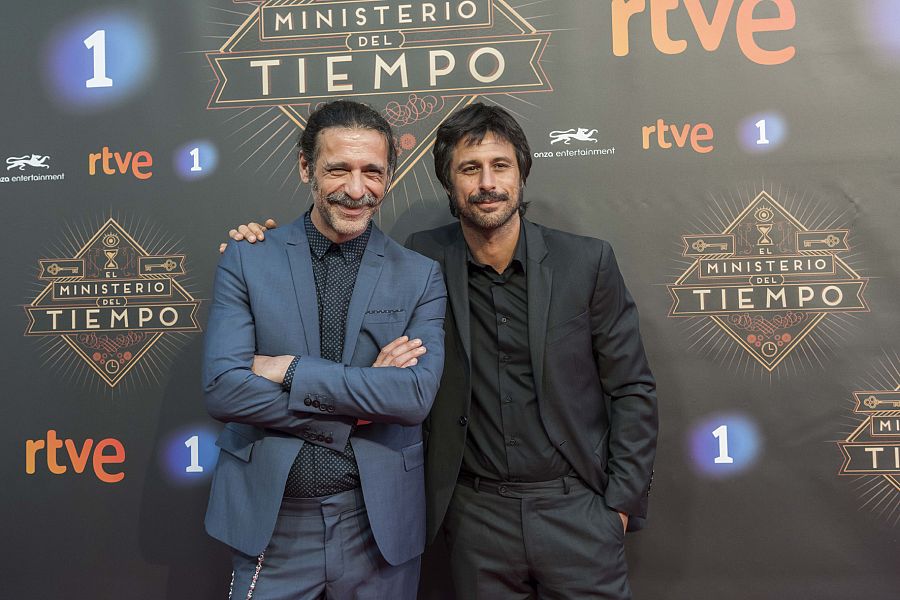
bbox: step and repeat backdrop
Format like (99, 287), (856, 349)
(3, 1), (899, 598)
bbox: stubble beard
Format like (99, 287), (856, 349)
(456, 189), (521, 231)
(311, 178), (381, 238)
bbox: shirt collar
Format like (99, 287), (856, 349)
(466, 220), (527, 275)
(304, 210), (372, 261)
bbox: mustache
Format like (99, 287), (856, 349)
(467, 190), (510, 205)
(326, 191), (380, 208)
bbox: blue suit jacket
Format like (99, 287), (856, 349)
(203, 216), (446, 566)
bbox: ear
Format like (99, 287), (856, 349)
(299, 153), (311, 184)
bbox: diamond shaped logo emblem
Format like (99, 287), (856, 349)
(25, 219), (201, 388)
(668, 191), (868, 371)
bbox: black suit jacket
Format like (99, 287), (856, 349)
(406, 218), (658, 542)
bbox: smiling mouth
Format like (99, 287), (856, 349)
(335, 204), (369, 217)
(469, 191), (510, 207)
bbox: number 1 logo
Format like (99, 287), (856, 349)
(84, 29), (113, 89)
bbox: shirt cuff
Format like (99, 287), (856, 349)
(282, 355), (300, 391)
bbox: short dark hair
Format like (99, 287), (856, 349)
(299, 100), (397, 179)
(433, 103), (532, 214)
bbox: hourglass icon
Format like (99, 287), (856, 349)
(104, 249), (119, 269)
(756, 223), (773, 246)
(754, 207), (774, 246)
(102, 232), (120, 269)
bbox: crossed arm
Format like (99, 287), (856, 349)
(204, 238), (446, 451)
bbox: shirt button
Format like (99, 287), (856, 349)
(499, 485), (508, 494)
(500, 316), (508, 324)
(501, 355), (510, 362)
(458, 416), (468, 426)
(507, 438), (518, 447)
(503, 395), (512, 404)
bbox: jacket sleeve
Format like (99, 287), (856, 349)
(287, 260), (447, 426)
(590, 243), (658, 525)
(202, 241), (353, 451)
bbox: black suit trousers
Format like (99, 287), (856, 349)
(443, 478), (631, 600)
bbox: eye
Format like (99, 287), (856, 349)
(460, 165), (480, 174)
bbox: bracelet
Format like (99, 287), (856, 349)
(282, 356), (300, 391)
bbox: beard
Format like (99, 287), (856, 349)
(455, 188), (521, 230)
(312, 181), (381, 239)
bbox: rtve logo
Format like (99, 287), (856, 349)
(612, 0), (796, 66)
(642, 118), (714, 153)
(25, 430), (126, 483)
(88, 146), (153, 180)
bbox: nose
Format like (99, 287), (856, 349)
(345, 171), (366, 200)
(478, 167), (496, 191)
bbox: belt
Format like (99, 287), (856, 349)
(457, 473), (584, 497)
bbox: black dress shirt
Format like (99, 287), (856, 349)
(462, 224), (571, 482)
(283, 212), (371, 498)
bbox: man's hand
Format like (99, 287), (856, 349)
(372, 336), (426, 368)
(219, 219), (278, 253)
(619, 512), (628, 533)
(251, 354), (295, 385)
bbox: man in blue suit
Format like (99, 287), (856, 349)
(203, 100), (446, 599)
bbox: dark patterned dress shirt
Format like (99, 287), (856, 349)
(283, 211), (371, 498)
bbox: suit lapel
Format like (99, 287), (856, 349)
(285, 218), (320, 358)
(342, 226), (386, 364)
(444, 225), (472, 366)
(524, 219), (551, 395)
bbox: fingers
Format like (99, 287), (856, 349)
(391, 344), (427, 368)
(247, 222), (267, 241)
(372, 336), (408, 367)
(373, 337), (426, 368)
(237, 224), (257, 243)
(264, 218), (278, 229)
(228, 228), (243, 241)
(218, 242), (227, 254)
(381, 335), (410, 355)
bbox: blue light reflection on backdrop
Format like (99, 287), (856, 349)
(737, 112), (787, 154)
(43, 9), (156, 113)
(864, 0), (900, 62)
(174, 140), (219, 181)
(161, 424), (219, 486)
(689, 412), (762, 479)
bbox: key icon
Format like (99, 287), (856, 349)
(803, 234), (841, 248)
(863, 395), (900, 409)
(145, 259), (178, 273)
(691, 239), (729, 252)
(46, 263), (79, 276)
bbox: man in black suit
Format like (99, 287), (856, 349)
(227, 103), (657, 599)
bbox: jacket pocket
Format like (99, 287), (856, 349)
(546, 309), (589, 345)
(401, 441), (425, 471)
(215, 426), (255, 462)
(363, 309), (406, 324)
(593, 428), (611, 464)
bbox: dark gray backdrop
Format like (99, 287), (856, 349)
(3, 1), (899, 598)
